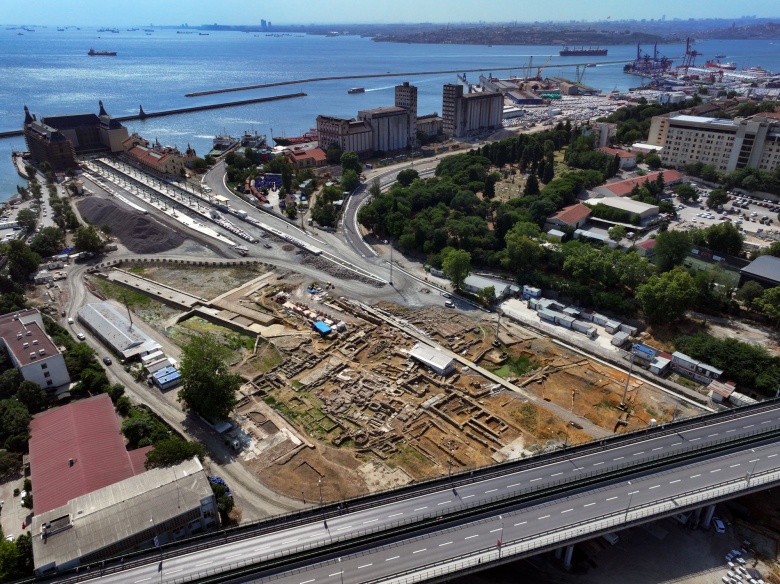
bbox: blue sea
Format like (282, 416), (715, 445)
(1, 28), (779, 201)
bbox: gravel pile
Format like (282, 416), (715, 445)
(77, 198), (186, 254)
(301, 254), (386, 288)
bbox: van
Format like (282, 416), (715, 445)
(601, 533), (619, 546)
(444, 300), (454, 308)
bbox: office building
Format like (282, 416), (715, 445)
(647, 112), (780, 173)
(442, 84), (503, 139)
(0, 308), (71, 392)
(316, 116), (373, 157)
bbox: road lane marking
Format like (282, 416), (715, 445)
(744, 424), (754, 428)
(633, 452), (645, 456)
(507, 483), (522, 488)
(358, 564), (372, 569)
(330, 572), (344, 577)
(485, 489), (497, 493)
(652, 447), (663, 451)
(551, 472), (563, 477)
(593, 462), (604, 466)
(671, 442), (682, 446)
(300, 580), (315, 584)
(167, 569), (182, 574)
(256, 546), (269, 551)
(689, 438), (701, 442)
(465, 535), (479, 539)
(584, 503), (595, 507)
(539, 515), (550, 519)
(708, 433), (719, 437)
(670, 480), (681, 484)
(628, 491), (639, 495)
(413, 549), (426, 554)
(730, 464), (741, 468)
(439, 541), (453, 547)
(762, 420), (771, 424)
(336, 526), (352, 531)
(462, 494), (475, 499)
(196, 561), (213, 566)
(613, 456), (624, 461)
(388, 513), (403, 518)
(386, 556), (399, 561)
(690, 474), (701, 478)
(225, 553), (242, 559)
(749, 459), (760, 463)
(606, 496), (618, 501)
(649, 485), (660, 489)
(437, 501), (451, 505)
(282, 539), (299, 544)
(414, 507), (427, 511)
(135, 579), (151, 583)
(490, 528), (502, 533)
(363, 519), (378, 524)
(710, 469), (721, 473)
(769, 454), (778, 458)
(530, 477), (542, 482)
(726, 429), (736, 433)
(561, 509), (573, 513)
(515, 521), (527, 526)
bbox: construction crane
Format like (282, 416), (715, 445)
(574, 64), (587, 84)
(535, 55), (553, 79)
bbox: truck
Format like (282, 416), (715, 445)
(233, 245), (249, 257)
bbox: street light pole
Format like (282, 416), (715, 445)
(318, 478), (323, 508)
(499, 514), (504, 558)
(620, 347), (636, 409)
(389, 243), (393, 286)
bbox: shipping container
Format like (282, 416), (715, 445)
(554, 314), (575, 329)
(572, 320), (597, 337)
(604, 319), (622, 334)
(619, 323), (639, 336)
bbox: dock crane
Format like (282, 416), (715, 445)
(535, 55), (553, 79)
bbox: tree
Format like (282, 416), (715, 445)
(736, 281), (765, 308)
(15, 209), (37, 233)
(704, 222), (743, 256)
(706, 188), (729, 209)
(121, 416), (159, 448)
(144, 438), (206, 469)
(73, 225), (105, 254)
(16, 381), (47, 413)
(0, 450), (22, 479)
(396, 169), (419, 187)
(523, 174), (540, 196)
(645, 154), (662, 170)
(0, 369), (22, 400)
(674, 184), (697, 202)
(608, 225), (627, 242)
(754, 287), (780, 327)
(0, 536), (21, 581)
(654, 230), (691, 272)
(64, 342), (96, 378)
(340, 151), (362, 174)
(3, 240), (41, 284)
(29, 226), (66, 258)
(341, 169), (360, 193)
(211, 480), (235, 521)
(636, 267), (697, 324)
(477, 286), (496, 305)
(0, 400), (31, 452)
(178, 334), (241, 420)
(441, 248), (471, 291)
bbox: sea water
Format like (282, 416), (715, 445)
(1, 28), (778, 200)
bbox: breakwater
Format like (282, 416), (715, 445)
(184, 61), (631, 97)
(0, 92), (306, 139)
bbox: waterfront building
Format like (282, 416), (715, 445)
(394, 81), (418, 145)
(416, 113), (443, 139)
(0, 308), (71, 392)
(316, 116), (373, 157)
(647, 112), (780, 173)
(358, 106), (411, 153)
(287, 147), (328, 169)
(122, 135), (190, 178)
(23, 101), (128, 172)
(442, 84), (503, 139)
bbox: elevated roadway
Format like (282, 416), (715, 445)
(53, 402), (780, 583)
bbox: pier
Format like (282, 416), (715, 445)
(0, 92), (306, 139)
(184, 61), (633, 97)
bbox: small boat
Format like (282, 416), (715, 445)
(199, 33), (209, 36)
(348, 87), (365, 94)
(714, 53), (726, 59)
(586, 63), (597, 67)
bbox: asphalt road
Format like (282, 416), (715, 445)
(60, 405), (780, 583)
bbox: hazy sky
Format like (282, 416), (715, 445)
(3, 0), (778, 26)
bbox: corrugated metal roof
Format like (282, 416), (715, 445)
(29, 394), (150, 515)
(77, 302), (160, 358)
(409, 342), (453, 372)
(741, 255), (780, 285)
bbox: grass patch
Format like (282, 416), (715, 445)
(291, 380), (303, 390)
(387, 442), (428, 472)
(92, 277), (156, 308)
(128, 266), (147, 275)
(511, 403), (538, 433)
(253, 344), (282, 373)
(492, 355), (536, 378)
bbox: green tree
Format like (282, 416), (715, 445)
(754, 287), (780, 327)
(477, 286), (496, 305)
(674, 184), (697, 202)
(736, 281), (765, 308)
(0, 450), (22, 479)
(121, 416), (158, 448)
(178, 334), (241, 420)
(64, 342), (97, 378)
(706, 188), (729, 209)
(0, 536), (21, 581)
(523, 174), (540, 196)
(73, 225), (105, 254)
(211, 480), (235, 521)
(0, 369), (22, 400)
(13, 532), (33, 577)
(608, 225), (627, 242)
(3, 240), (41, 284)
(340, 151), (362, 174)
(16, 381), (48, 413)
(703, 222), (743, 256)
(15, 209), (37, 233)
(654, 230), (691, 272)
(441, 248), (471, 291)
(29, 226), (66, 258)
(503, 228), (543, 271)
(645, 154), (662, 170)
(341, 169), (361, 192)
(636, 267), (697, 324)
(396, 169), (419, 187)
(144, 438), (206, 469)
(0, 400), (31, 452)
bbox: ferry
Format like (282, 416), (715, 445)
(272, 129), (318, 146)
(348, 87), (365, 94)
(88, 48), (117, 56)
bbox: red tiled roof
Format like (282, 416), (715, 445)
(636, 239), (657, 250)
(550, 203), (592, 226)
(29, 394), (150, 514)
(128, 145), (169, 169)
(289, 147), (327, 162)
(597, 147), (635, 159)
(602, 170), (684, 197)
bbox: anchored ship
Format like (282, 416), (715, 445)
(559, 46), (608, 57)
(272, 129), (318, 146)
(88, 48), (117, 56)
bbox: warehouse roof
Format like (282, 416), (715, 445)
(549, 203), (592, 226)
(32, 457), (211, 572)
(77, 302), (160, 359)
(593, 197), (659, 216)
(28, 394), (151, 515)
(740, 255), (780, 286)
(409, 343), (454, 373)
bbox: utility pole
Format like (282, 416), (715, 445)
(389, 242), (393, 286)
(620, 347), (636, 409)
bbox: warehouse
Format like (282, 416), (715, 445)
(588, 197), (659, 223)
(408, 343), (455, 376)
(738, 255), (780, 288)
(77, 302), (161, 360)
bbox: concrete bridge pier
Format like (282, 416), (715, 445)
(563, 545), (574, 570)
(554, 547), (563, 560)
(694, 507), (703, 522)
(702, 504), (716, 529)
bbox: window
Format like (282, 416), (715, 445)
(44, 372), (50, 378)
(46, 379), (53, 386)
(41, 363), (48, 370)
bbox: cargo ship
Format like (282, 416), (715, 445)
(560, 46), (608, 57)
(88, 48), (117, 56)
(705, 59), (737, 70)
(272, 129), (318, 146)
(348, 87), (365, 94)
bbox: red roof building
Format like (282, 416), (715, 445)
(287, 147), (328, 169)
(635, 238), (657, 257)
(596, 147), (637, 169)
(28, 394), (152, 515)
(593, 169), (685, 198)
(546, 203), (592, 230)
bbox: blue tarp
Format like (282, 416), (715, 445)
(313, 321), (332, 335)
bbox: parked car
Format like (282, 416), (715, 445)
(76, 333), (85, 341)
(67, 317), (74, 324)
(103, 357), (112, 365)
(445, 300), (454, 308)
(713, 518), (726, 533)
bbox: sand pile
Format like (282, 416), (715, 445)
(77, 198), (186, 254)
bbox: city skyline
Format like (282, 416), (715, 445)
(2, 0), (779, 26)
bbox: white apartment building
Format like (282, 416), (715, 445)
(647, 112), (780, 173)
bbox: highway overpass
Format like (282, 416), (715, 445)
(46, 401), (780, 584)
